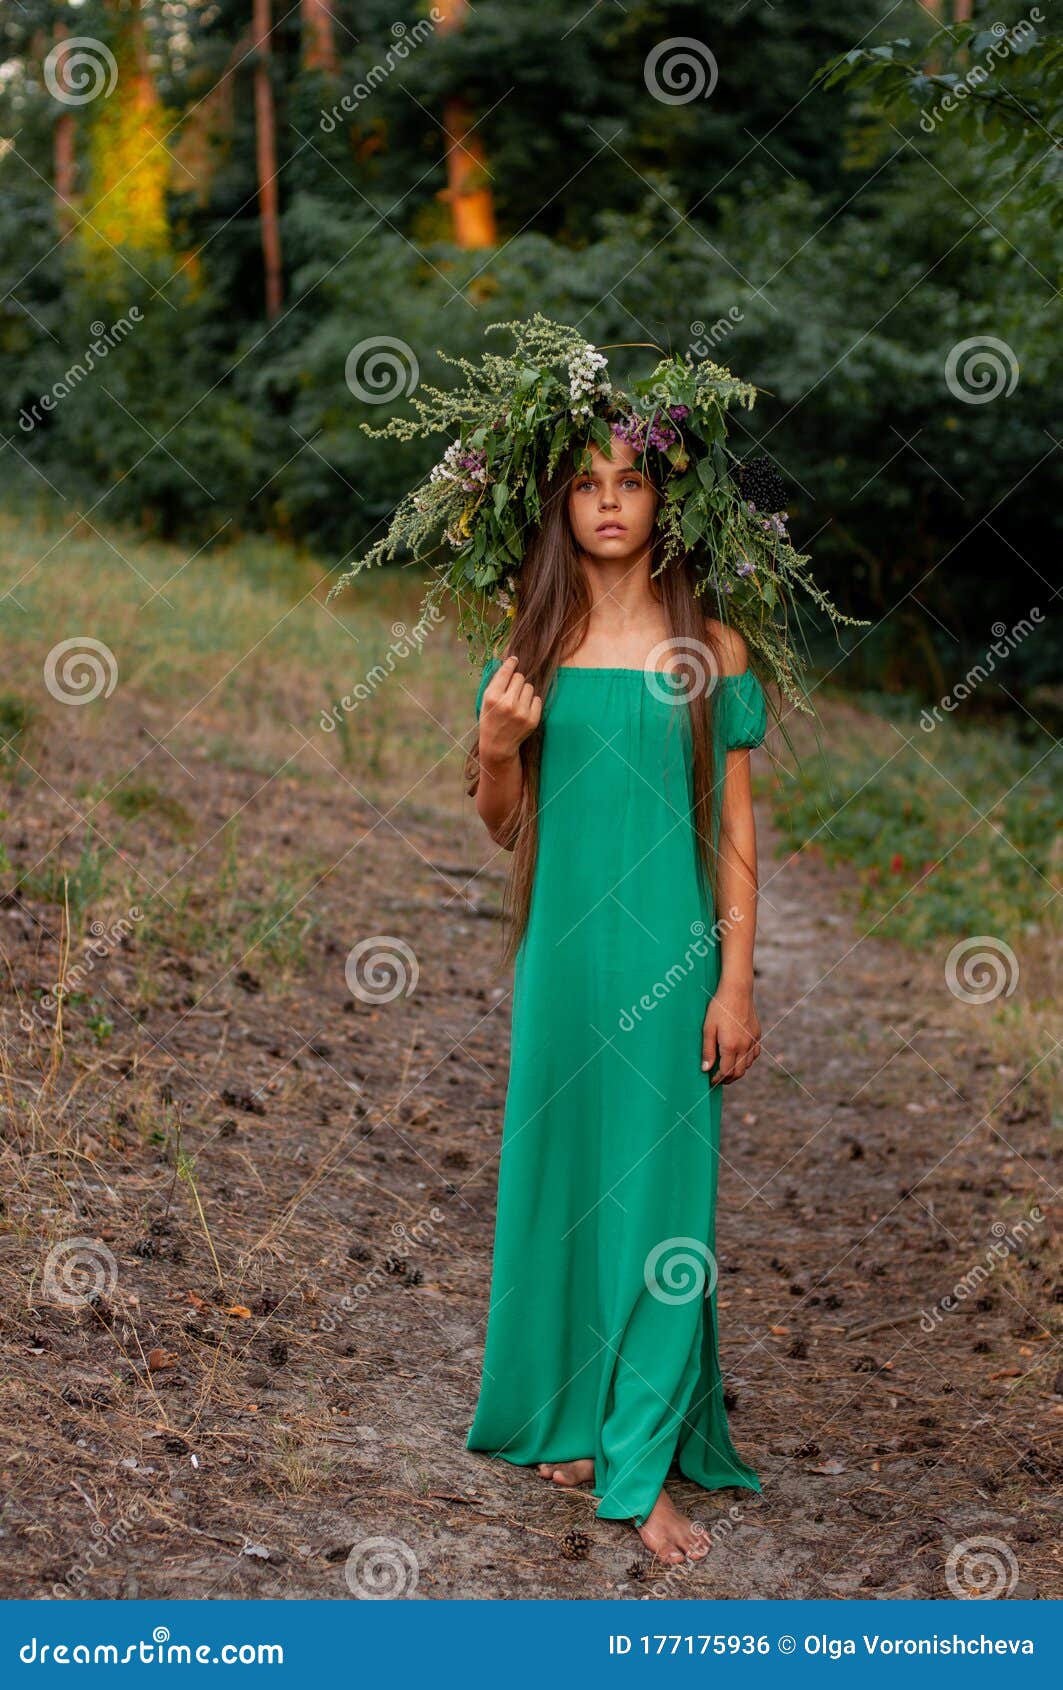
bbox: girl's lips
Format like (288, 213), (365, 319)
(596, 523), (627, 534)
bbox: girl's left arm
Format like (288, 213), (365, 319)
(702, 746), (762, 1085)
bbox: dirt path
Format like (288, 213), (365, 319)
(0, 700), (1059, 1601)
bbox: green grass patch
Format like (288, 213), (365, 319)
(105, 780), (194, 838)
(0, 694), (34, 766)
(17, 835), (113, 930)
(773, 707), (1061, 945)
(137, 818), (321, 980)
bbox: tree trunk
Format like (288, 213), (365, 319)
(170, 31), (251, 205)
(436, 0), (497, 250)
(302, 0), (338, 75)
(253, 0), (283, 320)
(52, 22), (76, 238)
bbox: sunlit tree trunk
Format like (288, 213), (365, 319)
(80, 0), (171, 263)
(302, 0), (338, 75)
(253, 0), (283, 319)
(436, 0), (497, 250)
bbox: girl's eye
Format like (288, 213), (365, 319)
(575, 477), (641, 491)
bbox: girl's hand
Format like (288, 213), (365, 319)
(702, 980), (761, 1085)
(479, 655), (542, 764)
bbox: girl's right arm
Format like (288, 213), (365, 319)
(475, 655), (542, 849)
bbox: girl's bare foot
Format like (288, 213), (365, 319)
(537, 1458), (594, 1488)
(638, 1488), (712, 1564)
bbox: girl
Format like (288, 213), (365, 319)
(464, 432), (767, 1566)
(329, 317), (859, 1567)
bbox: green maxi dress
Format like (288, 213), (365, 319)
(466, 660), (767, 1526)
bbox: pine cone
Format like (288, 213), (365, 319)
(559, 1527), (590, 1561)
(734, 455), (788, 513)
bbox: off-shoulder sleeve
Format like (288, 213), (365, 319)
(719, 669), (767, 751)
(475, 657), (502, 719)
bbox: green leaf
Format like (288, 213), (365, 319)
(696, 455), (717, 492)
(681, 502), (707, 550)
(548, 415), (569, 461)
(589, 416), (613, 450)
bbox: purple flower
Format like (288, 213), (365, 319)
(648, 424), (677, 451)
(611, 416), (647, 451)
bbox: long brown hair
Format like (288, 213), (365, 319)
(465, 446), (724, 964)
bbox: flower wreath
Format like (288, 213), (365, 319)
(328, 314), (866, 709)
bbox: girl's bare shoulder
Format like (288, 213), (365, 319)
(703, 617), (749, 677)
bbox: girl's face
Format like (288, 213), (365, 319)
(566, 437), (659, 562)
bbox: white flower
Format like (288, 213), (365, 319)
(566, 343), (611, 417)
